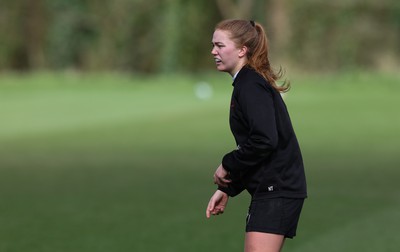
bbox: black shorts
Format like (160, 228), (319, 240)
(245, 198), (305, 239)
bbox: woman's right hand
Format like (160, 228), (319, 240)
(206, 190), (229, 218)
(213, 164), (231, 187)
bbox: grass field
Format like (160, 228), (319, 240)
(0, 71), (399, 251)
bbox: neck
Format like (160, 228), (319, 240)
(229, 61), (247, 77)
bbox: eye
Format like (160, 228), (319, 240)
(213, 43), (224, 48)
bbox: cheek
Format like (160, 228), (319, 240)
(224, 50), (238, 63)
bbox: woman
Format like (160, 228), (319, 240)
(205, 20), (307, 252)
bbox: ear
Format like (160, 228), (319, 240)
(238, 46), (248, 58)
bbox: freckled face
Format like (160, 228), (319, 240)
(211, 29), (244, 76)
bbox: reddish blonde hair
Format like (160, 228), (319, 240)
(215, 19), (289, 92)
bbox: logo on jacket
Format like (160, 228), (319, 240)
(267, 186), (274, 192)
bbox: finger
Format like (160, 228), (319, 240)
(206, 199), (215, 219)
(220, 177), (232, 184)
(215, 206), (224, 214)
(212, 209), (220, 215)
(214, 175), (231, 184)
(212, 208), (224, 215)
(214, 174), (224, 183)
(214, 175), (231, 186)
(215, 178), (230, 187)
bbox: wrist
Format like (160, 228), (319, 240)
(217, 188), (229, 196)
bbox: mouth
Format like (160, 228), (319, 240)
(214, 58), (222, 64)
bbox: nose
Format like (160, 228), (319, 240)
(211, 46), (217, 55)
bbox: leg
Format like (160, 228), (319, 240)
(244, 232), (285, 252)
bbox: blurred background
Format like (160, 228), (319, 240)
(1, 0), (399, 72)
(0, 0), (399, 251)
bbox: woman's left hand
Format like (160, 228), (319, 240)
(213, 164), (231, 187)
(206, 190), (229, 218)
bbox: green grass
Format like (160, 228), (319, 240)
(0, 71), (399, 251)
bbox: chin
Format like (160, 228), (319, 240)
(216, 65), (227, 72)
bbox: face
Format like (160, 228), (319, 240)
(211, 29), (246, 76)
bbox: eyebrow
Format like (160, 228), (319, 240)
(211, 42), (224, 45)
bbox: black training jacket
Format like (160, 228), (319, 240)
(218, 66), (307, 200)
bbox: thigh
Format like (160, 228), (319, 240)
(245, 232), (285, 252)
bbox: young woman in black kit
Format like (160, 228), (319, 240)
(205, 19), (307, 252)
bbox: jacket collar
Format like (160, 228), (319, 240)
(232, 65), (252, 86)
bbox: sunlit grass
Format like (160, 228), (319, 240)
(0, 71), (399, 251)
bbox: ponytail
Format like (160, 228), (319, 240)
(249, 23), (290, 92)
(215, 20), (290, 92)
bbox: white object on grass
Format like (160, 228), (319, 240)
(194, 82), (213, 100)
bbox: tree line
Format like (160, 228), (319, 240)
(0, 0), (399, 73)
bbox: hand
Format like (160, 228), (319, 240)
(206, 190), (229, 218)
(213, 164), (231, 187)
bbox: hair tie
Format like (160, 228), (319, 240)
(250, 20), (255, 27)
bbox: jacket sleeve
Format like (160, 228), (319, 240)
(222, 80), (278, 173)
(217, 178), (245, 197)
